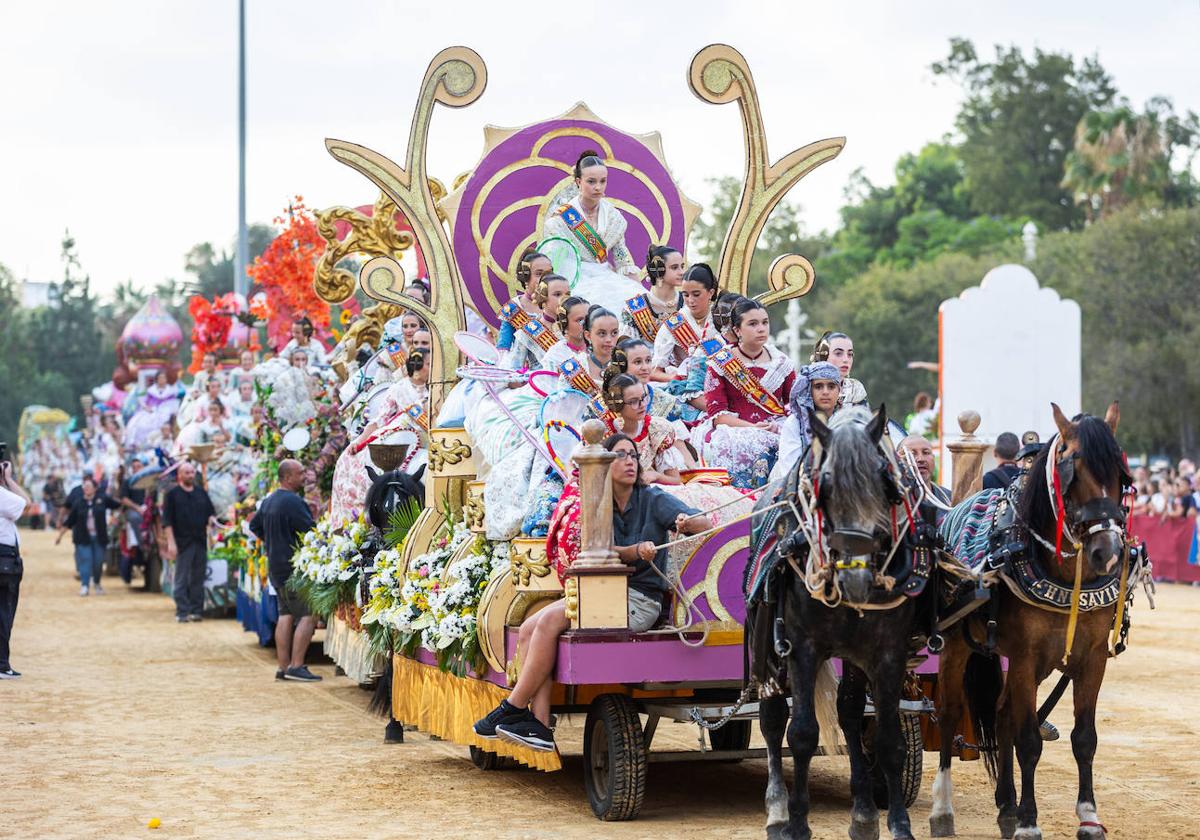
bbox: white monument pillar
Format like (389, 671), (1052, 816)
(938, 264), (1080, 487)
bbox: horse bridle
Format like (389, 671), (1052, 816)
(1044, 437), (1129, 552)
(812, 440), (911, 569)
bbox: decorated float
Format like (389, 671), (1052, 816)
(274, 44), (969, 821)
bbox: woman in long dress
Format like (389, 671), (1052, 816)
(541, 150), (646, 317)
(652, 264), (720, 415)
(329, 351), (430, 524)
(621, 245), (683, 345)
(691, 299), (795, 490)
(124, 370), (185, 451)
(499, 274), (569, 371)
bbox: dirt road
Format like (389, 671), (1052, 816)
(4, 528), (1198, 839)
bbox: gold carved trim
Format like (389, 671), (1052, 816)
(509, 539), (552, 587)
(688, 44), (844, 302)
(428, 436), (472, 474)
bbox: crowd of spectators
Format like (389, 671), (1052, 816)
(1130, 460), (1200, 520)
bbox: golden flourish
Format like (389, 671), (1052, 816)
(325, 46), (487, 417)
(688, 44), (844, 300)
(673, 535), (749, 625)
(427, 437), (471, 473)
(462, 487), (485, 531)
(314, 192), (416, 304)
(509, 543), (551, 587)
(564, 576), (579, 622)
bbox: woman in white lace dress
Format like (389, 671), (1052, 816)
(541, 150), (646, 317)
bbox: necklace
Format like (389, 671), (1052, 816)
(738, 344), (766, 363)
(589, 352), (610, 371)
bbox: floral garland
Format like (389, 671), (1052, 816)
(361, 520), (510, 675)
(288, 512), (372, 618)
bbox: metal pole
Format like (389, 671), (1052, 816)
(235, 0), (248, 298)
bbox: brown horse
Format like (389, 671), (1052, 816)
(932, 402), (1130, 840)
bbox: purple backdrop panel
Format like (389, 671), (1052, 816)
(675, 518), (751, 626)
(453, 118), (688, 328)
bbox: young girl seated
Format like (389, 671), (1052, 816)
(472, 433), (708, 752)
(497, 247), (554, 352)
(691, 298), (795, 489)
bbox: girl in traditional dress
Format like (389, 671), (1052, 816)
(541, 151), (645, 316)
(811, 330), (868, 408)
(329, 351), (430, 523)
(652, 263), (718, 376)
(280, 316), (329, 367)
(540, 296), (591, 375)
(497, 246), (554, 353)
(615, 338), (700, 427)
(399, 311), (424, 353)
(692, 299), (795, 490)
(769, 361), (843, 484)
(621, 244), (683, 343)
(125, 370), (184, 450)
(601, 369), (688, 484)
(230, 349), (258, 390)
(499, 274), (569, 371)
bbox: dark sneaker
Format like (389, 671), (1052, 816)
(283, 666), (322, 682)
(189, 614), (203, 622)
(0, 667), (20, 680)
(496, 716), (556, 752)
(275, 669), (285, 681)
(473, 700), (527, 739)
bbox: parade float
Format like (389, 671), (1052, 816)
(274, 43), (966, 821)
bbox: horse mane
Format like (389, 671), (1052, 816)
(1018, 414), (1123, 537)
(824, 406), (889, 529)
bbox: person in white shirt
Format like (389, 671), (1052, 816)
(0, 459), (33, 679)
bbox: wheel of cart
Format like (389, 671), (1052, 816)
(583, 694), (647, 821)
(861, 710), (924, 808)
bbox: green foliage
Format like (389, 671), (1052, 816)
(807, 242), (1022, 415)
(184, 224), (274, 299)
(1062, 97), (1200, 220)
(1028, 206), (1200, 457)
(931, 37), (1117, 230)
(383, 497), (423, 548)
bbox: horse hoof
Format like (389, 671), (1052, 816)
(849, 812), (880, 840)
(998, 814), (1018, 839)
(1076, 826), (1106, 840)
(765, 824), (789, 840)
(929, 813), (956, 837)
(383, 720), (405, 743)
(1013, 828), (1042, 840)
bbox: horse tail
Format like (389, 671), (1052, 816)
(964, 651), (1002, 782)
(368, 656), (393, 718)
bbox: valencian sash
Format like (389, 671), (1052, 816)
(556, 204), (607, 263)
(665, 312), (701, 351)
(700, 338), (786, 417)
(404, 403), (429, 432)
(557, 357), (599, 396)
(386, 340), (408, 369)
(521, 319), (560, 353)
(501, 300), (533, 333)
(625, 294), (660, 342)
(588, 395), (620, 433)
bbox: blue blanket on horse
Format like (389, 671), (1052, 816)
(938, 488), (1004, 571)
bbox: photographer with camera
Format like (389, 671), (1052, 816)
(1, 451), (34, 680)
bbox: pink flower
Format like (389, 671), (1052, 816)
(418, 566), (429, 578)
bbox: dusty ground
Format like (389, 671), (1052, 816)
(4, 527), (1198, 839)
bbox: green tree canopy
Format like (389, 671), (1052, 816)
(932, 38), (1117, 230)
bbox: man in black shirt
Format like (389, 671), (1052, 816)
(982, 432), (1021, 490)
(162, 462), (216, 623)
(250, 459), (319, 682)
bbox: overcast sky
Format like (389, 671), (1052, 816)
(2, 1), (1197, 296)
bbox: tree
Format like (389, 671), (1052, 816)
(815, 143), (1024, 285)
(931, 38), (1117, 230)
(184, 223), (274, 298)
(1063, 97), (1200, 220)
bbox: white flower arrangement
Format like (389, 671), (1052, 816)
(292, 513), (371, 587)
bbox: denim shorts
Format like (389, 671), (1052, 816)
(627, 588), (663, 632)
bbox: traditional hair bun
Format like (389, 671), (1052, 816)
(405, 350), (426, 377)
(573, 149), (605, 178)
